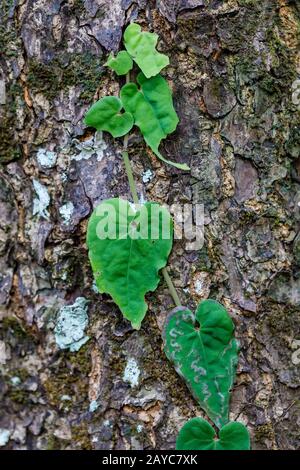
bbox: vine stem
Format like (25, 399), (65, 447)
(122, 150), (139, 205)
(122, 71), (181, 308)
(162, 267), (181, 307)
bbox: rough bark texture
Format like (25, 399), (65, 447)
(0, 0), (300, 450)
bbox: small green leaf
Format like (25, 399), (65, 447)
(176, 418), (250, 451)
(84, 96), (133, 138)
(121, 73), (189, 171)
(124, 23), (169, 78)
(87, 198), (173, 329)
(163, 300), (239, 428)
(106, 51), (133, 76)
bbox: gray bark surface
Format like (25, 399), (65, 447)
(0, 0), (299, 450)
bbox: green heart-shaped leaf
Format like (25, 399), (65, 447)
(106, 51), (133, 76)
(176, 418), (250, 450)
(163, 300), (239, 428)
(124, 23), (169, 78)
(121, 73), (189, 171)
(87, 198), (173, 329)
(84, 96), (133, 138)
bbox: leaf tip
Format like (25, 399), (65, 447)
(131, 321), (142, 330)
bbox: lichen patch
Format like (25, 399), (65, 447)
(54, 297), (90, 352)
(123, 357), (140, 388)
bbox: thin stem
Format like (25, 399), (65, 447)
(122, 151), (139, 205)
(162, 267), (181, 307)
(122, 71), (139, 203)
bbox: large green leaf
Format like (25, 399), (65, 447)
(121, 73), (189, 170)
(87, 198), (173, 329)
(106, 51), (133, 76)
(84, 96), (133, 137)
(176, 418), (250, 451)
(163, 300), (239, 428)
(124, 23), (169, 78)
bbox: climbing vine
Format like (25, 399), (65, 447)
(84, 23), (250, 451)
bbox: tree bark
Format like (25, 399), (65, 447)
(0, 0), (299, 450)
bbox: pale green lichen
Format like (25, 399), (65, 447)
(60, 394), (72, 402)
(92, 281), (99, 293)
(32, 180), (50, 219)
(10, 376), (21, 386)
(142, 169), (154, 183)
(72, 133), (107, 162)
(37, 148), (57, 168)
(54, 297), (90, 352)
(0, 429), (10, 447)
(123, 357), (140, 388)
(59, 202), (74, 225)
(89, 400), (99, 412)
(60, 172), (68, 183)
